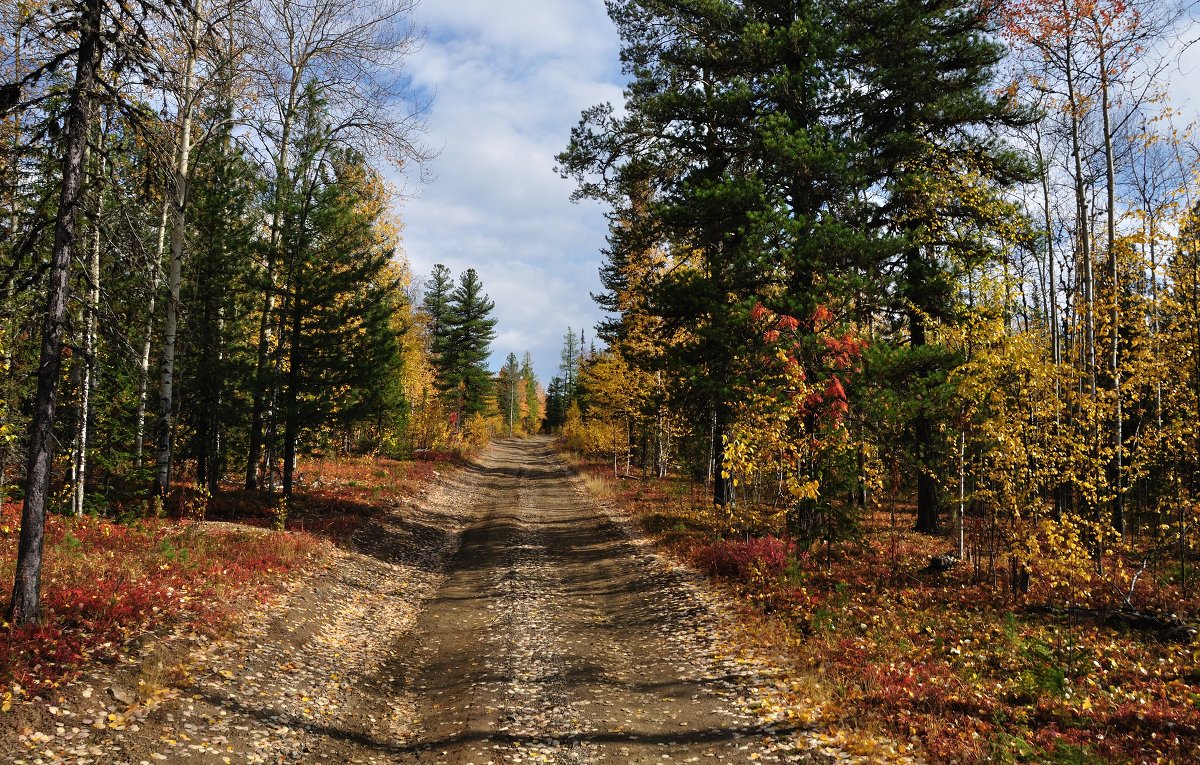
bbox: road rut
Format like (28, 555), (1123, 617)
(370, 438), (822, 765)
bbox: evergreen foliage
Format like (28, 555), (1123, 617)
(423, 263), (455, 384)
(421, 266), (498, 424)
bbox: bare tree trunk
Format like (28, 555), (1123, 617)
(1149, 223), (1161, 429)
(1034, 125), (1070, 520)
(153, 0), (204, 498)
(65, 354), (83, 492)
(74, 131), (105, 516)
(625, 414), (632, 477)
(9, 0), (103, 626)
(1065, 38), (1099, 532)
(0, 288), (13, 518)
(1097, 36), (1124, 535)
(134, 199), (169, 468)
(265, 305), (290, 493)
(656, 408), (666, 479)
(958, 430), (966, 559)
(246, 85), (296, 491)
(1035, 134), (1060, 370)
(0, 4), (28, 518)
(281, 289), (301, 498)
(910, 252), (940, 533)
(245, 293), (273, 489)
(712, 402), (734, 507)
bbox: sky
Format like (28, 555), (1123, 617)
(398, 2), (1200, 384)
(399, 0), (624, 384)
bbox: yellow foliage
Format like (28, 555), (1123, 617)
(720, 304), (864, 532)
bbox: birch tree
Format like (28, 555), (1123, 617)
(3, 0), (186, 624)
(152, 0), (206, 499)
(71, 114), (107, 517)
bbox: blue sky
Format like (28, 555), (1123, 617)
(399, 0), (624, 383)
(398, 2), (1200, 384)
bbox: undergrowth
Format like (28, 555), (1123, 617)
(0, 453), (445, 705)
(0, 509), (319, 694)
(570, 455), (1200, 764)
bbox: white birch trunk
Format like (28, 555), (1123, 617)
(134, 199), (169, 467)
(74, 145), (103, 516)
(154, 1), (204, 495)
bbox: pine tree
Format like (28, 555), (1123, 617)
(277, 92), (406, 497)
(560, 0), (851, 506)
(180, 104), (262, 494)
(423, 263), (454, 384)
(846, 0), (1033, 532)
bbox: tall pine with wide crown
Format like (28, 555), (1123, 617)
(560, 0), (852, 506)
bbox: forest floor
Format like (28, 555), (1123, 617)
(0, 438), (918, 765)
(567, 457), (1200, 764)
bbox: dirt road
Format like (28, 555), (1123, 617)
(6, 439), (839, 764)
(377, 438), (823, 765)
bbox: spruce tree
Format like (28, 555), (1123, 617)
(545, 376), (567, 430)
(442, 268), (497, 421)
(558, 327), (581, 404)
(497, 352), (521, 435)
(520, 351), (542, 433)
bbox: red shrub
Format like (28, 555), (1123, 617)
(758, 584), (818, 616)
(694, 536), (791, 580)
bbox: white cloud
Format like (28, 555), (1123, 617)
(395, 0), (623, 381)
(397, 4), (1200, 384)
(417, 0), (617, 65)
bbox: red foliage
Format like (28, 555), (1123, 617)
(811, 304), (833, 328)
(603, 478), (1200, 764)
(693, 536), (791, 579)
(1, 454), (442, 697)
(0, 502), (318, 692)
(820, 333), (867, 370)
(825, 376), (849, 419)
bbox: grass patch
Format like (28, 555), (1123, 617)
(579, 471), (615, 497)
